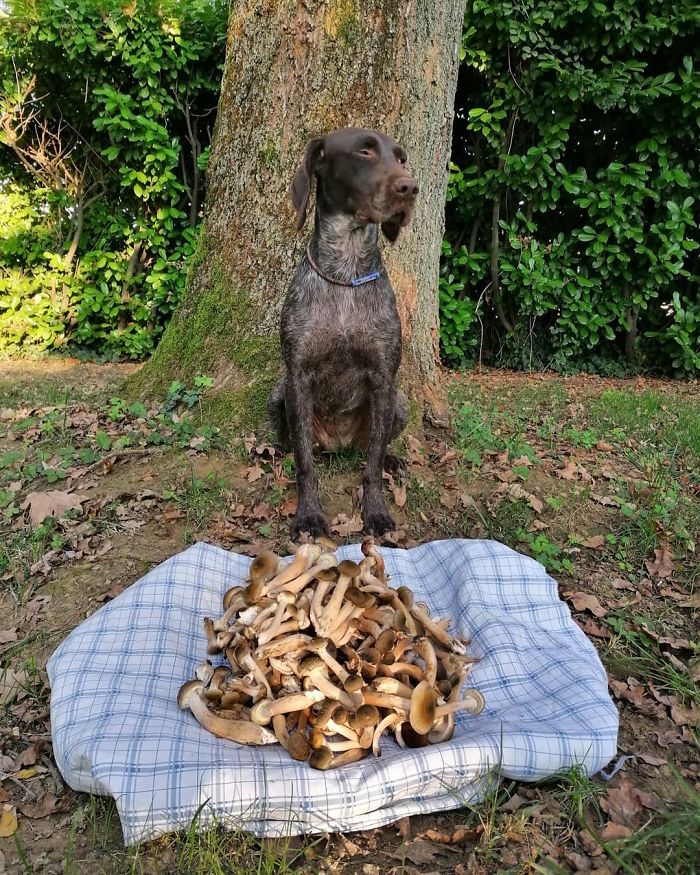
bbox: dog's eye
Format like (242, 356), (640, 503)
(356, 148), (374, 158)
(397, 155), (407, 165)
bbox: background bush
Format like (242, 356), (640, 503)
(0, 0), (227, 358)
(442, 0), (699, 376)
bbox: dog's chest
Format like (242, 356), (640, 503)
(291, 285), (397, 368)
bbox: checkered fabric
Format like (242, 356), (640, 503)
(47, 539), (618, 845)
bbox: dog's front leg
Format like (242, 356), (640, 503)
(362, 376), (398, 536)
(286, 371), (329, 539)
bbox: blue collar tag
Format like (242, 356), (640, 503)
(351, 272), (381, 286)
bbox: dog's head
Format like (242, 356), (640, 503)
(290, 127), (419, 243)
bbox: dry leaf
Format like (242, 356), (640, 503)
(636, 752), (667, 766)
(500, 792), (529, 812)
(0, 805), (17, 838)
(390, 482), (407, 508)
(656, 728), (684, 747)
(576, 619), (611, 638)
(20, 490), (88, 527)
(0, 667), (30, 705)
(581, 535), (606, 549)
(599, 821), (633, 840)
(611, 577), (634, 591)
(678, 593), (700, 609)
(163, 507), (184, 521)
(246, 464), (265, 482)
(13, 744), (39, 770)
(391, 839), (444, 865)
(0, 629), (18, 645)
(600, 779), (663, 826)
(645, 546), (674, 579)
(330, 514), (364, 537)
(565, 591), (607, 618)
(19, 793), (71, 819)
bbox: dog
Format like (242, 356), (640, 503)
(268, 127), (419, 539)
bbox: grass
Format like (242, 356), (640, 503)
(602, 773), (700, 875)
(164, 467), (231, 541)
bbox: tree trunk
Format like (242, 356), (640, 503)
(134, 0), (464, 428)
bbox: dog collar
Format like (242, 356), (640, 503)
(305, 244), (382, 287)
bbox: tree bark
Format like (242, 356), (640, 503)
(135, 0), (465, 428)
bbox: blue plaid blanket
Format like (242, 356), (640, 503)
(47, 539), (618, 845)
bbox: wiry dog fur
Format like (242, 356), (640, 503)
(268, 128), (418, 538)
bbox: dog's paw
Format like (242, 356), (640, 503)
(362, 492), (396, 536)
(363, 510), (396, 536)
(291, 509), (330, 540)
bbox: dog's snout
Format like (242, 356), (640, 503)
(394, 177), (419, 198)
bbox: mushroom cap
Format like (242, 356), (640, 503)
(177, 679), (204, 709)
(345, 586), (374, 607)
(309, 746), (334, 770)
(306, 637), (331, 654)
(397, 586), (413, 608)
(315, 567), (339, 582)
(374, 628), (395, 653)
(344, 674), (364, 694)
(298, 655), (327, 677)
(409, 681), (437, 735)
(287, 733), (311, 761)
(337, 559), (361, 578)
(354, 704), (380, 727)
(222, 586), (243, 611)
(332, 707), (349, 724)
(249, 550), (279, 583)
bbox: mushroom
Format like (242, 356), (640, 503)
(309, 745), (367, 770)
(413, 636), (438, 687)
(177, 680), (277, 745)
(306, 638), (364, 705)
(433, 688), (485, 720)
(409, 603), (466, 654)
(298, 656), (355, 709)
(372, 713), (401, 756)
(372, 677), (415, 699)
(257, 591), (298, 646)
(179, 538), (483, 766)
(250, 690), (325, 725)
(264, 543), (322, 594)
(361, 537), (386, 582)
(409, 680), (437, 735)
(271, 713), (311, 761)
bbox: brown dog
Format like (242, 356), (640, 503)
(268, 128), (418, 538)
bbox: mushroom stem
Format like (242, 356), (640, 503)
(372, 713), (401, 757)
(178, 681), (277, 745)
(434, 689), (485, 719)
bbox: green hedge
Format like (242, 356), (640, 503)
(441, 0), (699, 375)
(0, 0), (226, 358)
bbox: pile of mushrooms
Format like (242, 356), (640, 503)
(177, 537), (484, 769)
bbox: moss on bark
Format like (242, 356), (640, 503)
(128, 233), (281, 428)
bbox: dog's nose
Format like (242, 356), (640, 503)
(394, 177), (419, 198)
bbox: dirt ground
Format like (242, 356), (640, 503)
(0, 358), (698, 874)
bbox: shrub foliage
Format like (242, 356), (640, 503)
(442, 0), (699, 375)
(0, 0), (227, 357)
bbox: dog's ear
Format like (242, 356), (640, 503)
(380, 218), (402, 243)
(289, 137), (325, 230)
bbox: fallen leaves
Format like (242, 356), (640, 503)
(0, 805), (17, 837)
(644, 545), (675, 579)
(600, 778), (663, 826)
(564, 591), (607, 618)
(20, 489), (88, 527)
